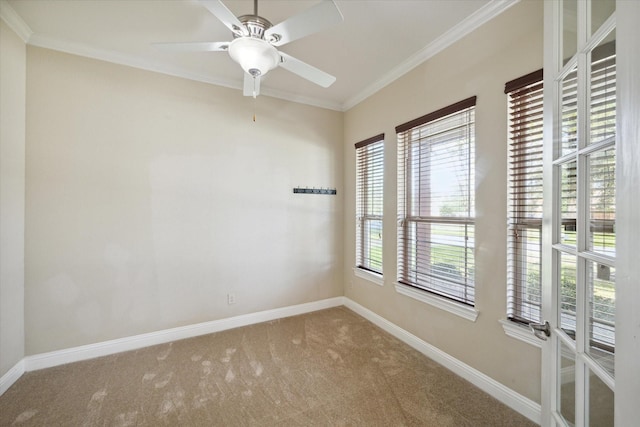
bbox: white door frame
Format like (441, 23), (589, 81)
(541, 1), (560, 424)
(613, 0), (640, 424)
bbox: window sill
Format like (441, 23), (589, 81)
(394, 282), (479, 322)
(499, 319), (542, 348)
(353, 267), (384, 286)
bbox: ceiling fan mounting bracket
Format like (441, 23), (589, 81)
(236, 15), (273, 40)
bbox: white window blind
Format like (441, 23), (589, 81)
(396, 98), (476, 306)
(355, 134), (384, 274)
(505, 70), (544, 324)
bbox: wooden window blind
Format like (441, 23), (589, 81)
(355, 134), (384, 274)
(505, 70), (544, 324)
(396, 98), (476, 305)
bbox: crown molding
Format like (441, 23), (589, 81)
(28, 34), (242, 91)
(260, 86), (343, 111)
(5, 0), (517, 113)
(0, 0), (337, 111)
(26, 33), (343, 111)
(341, 0), (521, 111)
(0, 0), (32, 42)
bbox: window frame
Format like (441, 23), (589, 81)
(396, 97), (477, 309)
(355, 134), (385, 280)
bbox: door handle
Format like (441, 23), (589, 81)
(530, 321), (551, 341)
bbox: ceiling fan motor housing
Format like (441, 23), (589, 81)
(236, 15), (280, 42)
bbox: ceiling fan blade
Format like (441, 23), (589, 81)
(264, 0), (343, 47)
(278, 52), (336, 88)
(199, 0), (248, 37)
(152, 41), (229, 52)
(243, 72), (261, 98)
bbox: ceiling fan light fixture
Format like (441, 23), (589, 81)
(228, 37), (280, 77)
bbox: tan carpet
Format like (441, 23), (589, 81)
(0, 307), (537, 426)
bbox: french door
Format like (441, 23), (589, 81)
(540, 0), (618, 426)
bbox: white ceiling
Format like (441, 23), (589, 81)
(2, 0), (518, 111)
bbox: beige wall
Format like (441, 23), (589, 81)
(0, 20), (26, 377)
(343, 0), (543, 402)
(25, 47), (344, 354)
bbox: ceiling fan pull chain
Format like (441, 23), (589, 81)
(253, 75), (257, 99)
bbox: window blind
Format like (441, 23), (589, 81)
(397, 98), (476, 305)
(355, 134), (384, 274)
(505, 70), (544, 324)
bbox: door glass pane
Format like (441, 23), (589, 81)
(561, 66), (579, 156)
(587, 260), (615, 376)
(560, 252), (577, 339)
(588, 369), (614, 427)
(559, 340), (576, 426)
(563, 0), (578, 65)
(589, 31), (616, 145)
(587, 148), (615, 256)
(591, 0), (615, 35)
(560, 162), (577, 246)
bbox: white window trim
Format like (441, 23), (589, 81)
(353, 267), (384, 286)
(499, 319), (542, 348)
(394, 282), (479, 322)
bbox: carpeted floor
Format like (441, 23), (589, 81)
(0, 307), (537, 426)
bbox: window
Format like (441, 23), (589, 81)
(505, 70), (544, 324)
(355, 134), (384, 275)
(396, 98), (476, 306)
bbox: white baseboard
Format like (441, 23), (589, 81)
(2, 294), (541, 426)
(0, 359), (25, 396)
(23, 297), (344, 372)
(342, 298), (542, 425)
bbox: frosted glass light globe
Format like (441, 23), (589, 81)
(228, 37), (280, 77)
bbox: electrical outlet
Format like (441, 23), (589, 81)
(227, 293), (236, 305)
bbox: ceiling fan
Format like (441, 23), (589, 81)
(155, 0), (343, 98)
